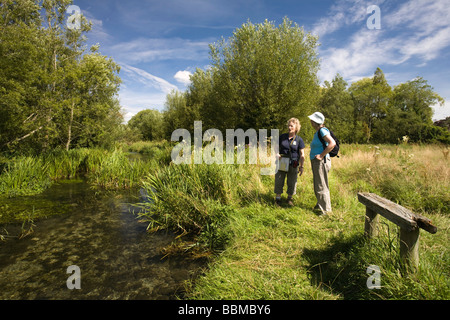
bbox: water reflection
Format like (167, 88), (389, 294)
(0, 179), (205, 300)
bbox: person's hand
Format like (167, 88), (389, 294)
(298, 167), (304, 176)
(315, 154), (323, 161)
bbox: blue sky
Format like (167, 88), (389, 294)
(73, 0), (450, 122)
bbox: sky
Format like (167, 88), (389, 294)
(72, 0), (450, 123)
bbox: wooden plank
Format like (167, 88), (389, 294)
(358, 193), (417, 232)
(414, 215), (438, 234)
(357, 193), (438, 234)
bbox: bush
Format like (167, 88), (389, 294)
(138, 159), (269, 252)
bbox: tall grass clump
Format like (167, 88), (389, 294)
(140, 163), (234, 251)
(333, 144), (449, 215)
(123, 140), (173, 166)
(0, 148), (157, 198)
(88, 149), (154, 189)
(43, 148), (92, 179)
(0, 156), (51, 197)
(139, 161), (265, 252)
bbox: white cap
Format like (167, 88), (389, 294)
(308, 112), (325, 125)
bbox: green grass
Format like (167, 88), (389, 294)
(0, 147), (161, 197)
(2, 142), (448, 299)
(140, 143), (449, 300)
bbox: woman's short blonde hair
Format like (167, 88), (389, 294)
(287, 118), (301, 134)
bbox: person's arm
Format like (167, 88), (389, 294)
(315, 132), (336, 161)
(298, 148), (305, 176)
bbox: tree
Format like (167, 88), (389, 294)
(0, 0), (45, 152)
(349, 68), (392, 143)
(183, 18), (320, 134)
(0, 0), (122, 153)
(57, 51), (122, 149)
(128, 109), (164, 141)
(318, 74), (354, 143)
(162, 90), (199, 140)
(386, 77), (445, 143)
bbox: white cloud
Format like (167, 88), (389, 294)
(109, 38), (211, 64)
(120, 63), (178, 94)
(312, 0), (383, 38)
(317, 0), (450, 84)
(174, 70), (193, 85)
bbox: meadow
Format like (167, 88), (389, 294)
(139, 143), (449, 300)
(1, 142), (448, 299)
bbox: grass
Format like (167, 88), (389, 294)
(0, 144), (171, 223)
(1, 141), (448, 299)
(139, 143), (449, 300)
(0, 144), (170, 198)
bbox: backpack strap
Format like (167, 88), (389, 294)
(317, 127), (328, 150)
(317, 128), (328, 163)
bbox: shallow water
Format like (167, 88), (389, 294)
(0, 179), (204, 300)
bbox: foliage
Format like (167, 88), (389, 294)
(162, 18), (320, 139)
(318, 69), (447, 145)
(127, 109), (164, 141)
(0, 147), (156, 197)
(0, 0), (122, 154)
(179, 144), (449, 300)
(157, 21), (447, 146)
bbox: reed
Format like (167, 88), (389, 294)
(0, 147), (161, 197)
(89, 148), (154, 189)
(0, 156), (51, 197)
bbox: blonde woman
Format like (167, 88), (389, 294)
(274, 118), (305, 207)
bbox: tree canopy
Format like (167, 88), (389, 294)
(163, 18), (320, 140)
(161, 19), (447, 145)
(319, 68), (448, 144)
(0, 0), (122, 154)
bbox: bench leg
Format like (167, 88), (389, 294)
(400, 227), (420, 270)
(364, 208), (379, 238)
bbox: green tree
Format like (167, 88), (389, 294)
(163, 90), (198, 139)
(318, 74), (354, 143)
(0, 0), (45, 152)
(0, 0), (122, 153)
(128, 109), (164, 141)
(349, 68), (392, 143)
(57, 52), (122, 149)
(186, 18), (320, 134)
(185, 68), (214, 128)
(387, 77), (445, 143)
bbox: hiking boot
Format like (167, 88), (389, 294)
(275, 198), (282, 207)
(287, 198), (294, 207)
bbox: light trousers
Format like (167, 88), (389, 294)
(311, 158), (332, 213)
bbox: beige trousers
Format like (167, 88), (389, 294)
(311, 158), (332, 213)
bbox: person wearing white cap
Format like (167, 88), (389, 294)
(308, 112), (336, 215)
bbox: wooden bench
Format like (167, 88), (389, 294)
(357, 192), (438, 269)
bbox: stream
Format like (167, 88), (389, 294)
(0, 178), (205, 300)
